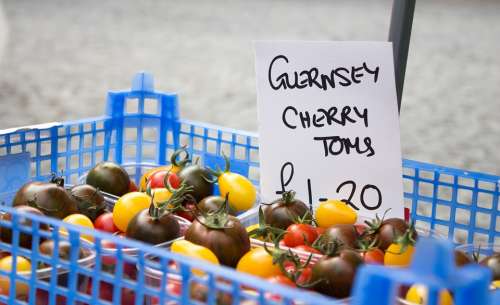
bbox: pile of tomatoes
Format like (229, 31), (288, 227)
(0, 146), (259, 303)
(1, 144), (499, 305)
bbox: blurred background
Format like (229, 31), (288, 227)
(0, 0), (499, 174)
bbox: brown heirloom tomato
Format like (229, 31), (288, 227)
(311, 249), (363, 298)
(262, 191), (311, 230)
(13, 177), (78, 219)
(185, 204), (250, 268)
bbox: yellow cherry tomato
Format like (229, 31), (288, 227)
(138, 165), (174, 191)
(405, 284), (453, 305)
(315, 199), (357, 228)
(236, 247), (281, 278)
(0, 256), (31, 296)
(218, 172), (256, 212)
(384, 243), (415, 267)
(171, 240), (219, 275)
(113, 192), (152, 232)
(61, 214), (94, 242)
(492, 280), (500, 289)
(151, 188), (172, 205)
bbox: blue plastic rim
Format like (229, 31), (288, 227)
(0, 72), (497, 305)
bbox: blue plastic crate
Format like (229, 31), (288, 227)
(0, 72), (497, 305)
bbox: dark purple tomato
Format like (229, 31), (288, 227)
(126, 209), (180, 245)
(376, 218), (413, 251)
(0, 205), (49, 248)
(86, 162), (130, 197)
(480, 253), (500, 281)
(323, 224), (359, 249)
(70, 184), (107, 221)
(454, 250), (473, 267)
(177, 164), (214, 202)
(262, 191), (311, 230)
(185, 216), (250, 267)
(13, 180), (78, 219)
(311, 249), (364, 298)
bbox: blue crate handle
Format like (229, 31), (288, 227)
(351, 237), (498, 305)
(105, 72), (180, 165)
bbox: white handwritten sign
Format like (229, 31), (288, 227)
(255, 41), (404, 218)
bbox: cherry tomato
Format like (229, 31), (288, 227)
(296, 266), (313, 286)
(129, 181), (138, 192)
(354, 223), (367, 236)
(86, 280), (136, 305)
(94, 212), (120, 234)
(293, 245), (322, 255)
(101, 239), (117, 265)
(405, 284), (453, 305)
(267, 275), (295, 287)
(361, 248), (384, 264)
(218, 172), (256, 212)
(215, 156), (256, 212)
(61, 213), (94, 242)
(148, 170), (181, 189)
(175, 200), (196, 222)
(315, 199), (357, 228)
(0, 256), (31, 296)
(112, 192), (151, 232)
(168, 281), (182, 295)
(236, 247), (281, 278)
(265, 275), (296, 302)
(171, 240), (220, 276)
(315, 227), (325, 237)
(283, 224), (318, 247)
(384, 243), (415, 267)
(138, 165), (174, 191)
(283, 260), (296, 274)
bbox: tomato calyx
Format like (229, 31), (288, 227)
(147, 182), (193, 221)
(248, 207), (286, 241)
(362, 208), (392, 237)
(70, 185), (106, 221)
(192, 193), (234, 229)
(312, 235), (344, 257)
(170, 146), (191, 170)
(294, 210), (316, 226)
(204, 151), (232, 179)
(50, 173), (65, 187)
(356, 236), (379, 252)
(386, 222), (417, 255)
(279, 252), (318, 288)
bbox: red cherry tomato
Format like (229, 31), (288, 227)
(148, 170), (181, 189)
(265, 275), (296, 302)
(354, 224), (367, 236)
(94, 212), (120, 234)
(283, 260), (296, 274)
(267, 275), (295, 287)
(175, 201), (196, 222)
(283, 224), (318, 247)
(167, 281), (182, 296)
(315, 227), (325, 236)
(86, 281), (136, 305)
(101, 239), (117, 265)
(293, 244), (322, 254)
(361, 248), (385, 264)
(296, 266), (313, 286)
(129, 181), (138, 192)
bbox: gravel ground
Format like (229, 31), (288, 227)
(0, 0), (499, 177)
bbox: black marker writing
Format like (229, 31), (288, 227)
(268, 54), (380, 91)
(282, 105), (368, 130)
(313, 136), (375, 157)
